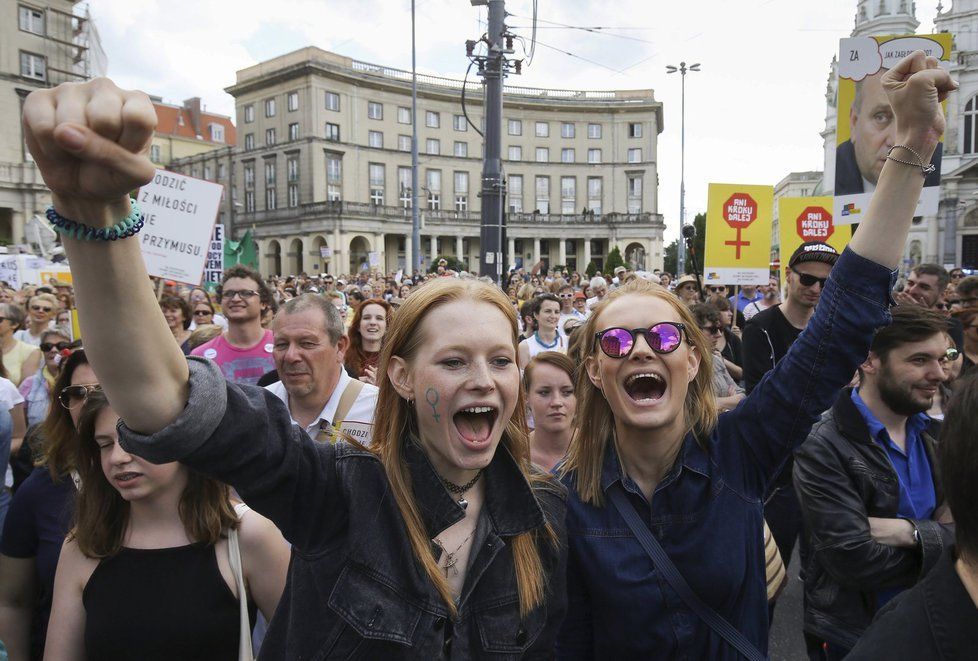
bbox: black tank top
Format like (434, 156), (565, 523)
(83, 542), (256, 661)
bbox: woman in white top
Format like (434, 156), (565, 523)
(518, 294), (565, 369)
(0, 353), (27, 540)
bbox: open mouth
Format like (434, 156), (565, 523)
(624, 372), (666, 402)
(114, 472), (142, 484)
(453, 406), (498, 445)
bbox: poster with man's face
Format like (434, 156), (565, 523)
(834, 34), (951, 224)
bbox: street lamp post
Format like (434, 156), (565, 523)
(666, 61), (700, 276)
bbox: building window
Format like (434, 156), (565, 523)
(19, 6), (45, 34)
(326, 155), (342, 201)
(203, 165), (212, 180)
(454, 171), (469, 212)
(535, 176), (550, 214)
(325, 91), (340, 111)
(369, 130), (384, 148)
(453, 114), (467, 132)
(561, 122), (575, 139)
(398, 134), (412, 151)
(19, 52), (45, 81)
(287, 155), (298, 182)
(426, 111), (440, 128)
(288, 184), (299, 207)
(454, 141), (468, 157)
(561, 177), (576, 214)
(426, 138), (440, 155)
(398, 167), (412, 209)
(218, 162), (226, 179)
(535, 121), (549, 137)
(398, 107), (411, 124)
(627, 174), (643, 213)
(427, 170), (442, 210)
(245, 190), (255, 212)
(191, 166), (199, 179)
(244, 105), (254, 123)
(628, 122), (643, 138)
(587, 177), (602, 215)
(325, 123), (340, 141)
(368, 102), (383, 120)
(266, 187), (277, 210)
(243, 162), (255, 188)
(964, 96), (978, 155)
(587, 123), (602, 139)
(369, 163), (385, 205)
(627, 148), (642, 163)
(288, 123), (299, 141)
(561, 148), (575, 164)
(508, 175), (523, 213)
(287, 91), (299, 112)
(209, 124), (225, 143)
(150, 144), (161, 163)
(587, 148), (601, 164)
(508, 119), (522, 136)
(265, 98), (276, 117)
(535, 147), (549, 163)
(265, 128), (276, 146)
(244, 133), (254, 150)
(507, 146), (522, 161)
(265, 160), (276, 185)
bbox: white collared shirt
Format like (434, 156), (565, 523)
(265, 369), (379, 443)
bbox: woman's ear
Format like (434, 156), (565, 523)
(387, 355), (414, 400)
(584, 355), (603, 391)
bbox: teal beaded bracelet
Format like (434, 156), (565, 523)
(46, 203), (145, 241)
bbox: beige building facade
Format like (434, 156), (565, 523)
(212, 47), (665, 277)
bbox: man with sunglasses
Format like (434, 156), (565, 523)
(190, 265), (276, 386)
(794, 306), (955, 657)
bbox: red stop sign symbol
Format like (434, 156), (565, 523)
(796, 206), (834, 242)
(722, 194), (758, 228)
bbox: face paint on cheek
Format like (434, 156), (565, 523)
(425, 387), (441, 422)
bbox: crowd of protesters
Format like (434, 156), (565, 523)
(0, 52), (972, 661)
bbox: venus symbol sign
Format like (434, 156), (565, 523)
(795, 206), (834, 242)
(722, 193), (757, 259)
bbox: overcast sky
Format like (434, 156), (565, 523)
(88, 0), (941, 242)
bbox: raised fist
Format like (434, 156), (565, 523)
(22, 77), (157, 223)
(882, 50), (958, 149)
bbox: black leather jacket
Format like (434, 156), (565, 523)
(118, 358), (568, 660)
(792, 388), (953, 649)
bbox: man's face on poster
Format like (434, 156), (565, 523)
(850, 70), (895, 186)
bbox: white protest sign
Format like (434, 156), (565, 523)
(320, 246), (332, 258)
(203, 224), (225, 284)
(0, 257), (20, 289)
(136, 170), (223, 284)
(368, 251), (380, 267)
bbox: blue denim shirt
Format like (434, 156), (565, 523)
(557, 248), (896, 660)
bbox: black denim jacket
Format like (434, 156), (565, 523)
(118, 358), (568, 660)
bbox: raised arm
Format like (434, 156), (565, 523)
(21, 78), (186, 434)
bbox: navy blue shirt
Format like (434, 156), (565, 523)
(557, 248), (896, 660)
(850, 388), (936, 607)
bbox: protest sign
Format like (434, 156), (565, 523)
(136, 170), (223, 284)
(834, 33), (951, 224)
(368, 251), (380, 268)
(320, 246), (332, 259)
(203, 224), (225, 285)
(703, 183), (774, 285)
(778, 197), (852, 264)
(0, 257), (20, 289)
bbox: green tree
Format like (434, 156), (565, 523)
(427, 255), (467, 273)
(664, 240), (678, 275)
(605, 246), (625, 273)
(663, 212), (706, 275)
(584, 260), (597, 278)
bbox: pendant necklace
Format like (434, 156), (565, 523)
(439, 469), (483, 510)
(434, 528), (476, 577)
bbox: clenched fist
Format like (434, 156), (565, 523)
(22, 77), (157, 226)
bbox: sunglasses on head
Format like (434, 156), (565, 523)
(40, 341), (71, 352)
(58, 384), (101, 410)
(791, 268), (828, 288)
(594, 323), (687, 358)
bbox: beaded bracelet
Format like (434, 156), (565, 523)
(45, 203), (145, 241)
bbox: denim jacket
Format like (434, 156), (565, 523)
(556, 248), (896, 660)
(117, 361), (568, 660)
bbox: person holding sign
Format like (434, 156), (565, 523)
(22, 77), (568, 658)
(554, 52), (957, 660)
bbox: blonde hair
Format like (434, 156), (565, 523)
(371, 278), (553, 617)
(561, 279), (718, 506)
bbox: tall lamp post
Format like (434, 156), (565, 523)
(666, 61), (700, 276)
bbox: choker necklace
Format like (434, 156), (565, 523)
(440, 469), (484, 510)
(534, 331), (559, 349)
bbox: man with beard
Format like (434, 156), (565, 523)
(793, 305), (956, 658)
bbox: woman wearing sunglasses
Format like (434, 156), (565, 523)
(19, 327), (74, 428)
(555, 54), (955, 659)
(0, 350), (93, 660)
(14, 294), (59, 347)
(192, 301), (215, 327)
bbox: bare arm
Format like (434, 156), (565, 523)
(0, 555), (36, 661)
(518, 340), (530, 370)
(17, 352), (41, 388)
(848, 52), (957, 268)
(43, 541), (91, 661)
(22, 79), (186, 434)
(239, 510), (290, 621)
(9, 404), (26, 455)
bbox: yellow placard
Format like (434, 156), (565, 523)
(778, 197), (852, 266)
(39, 270), (73, 285)
(703, 183), (774, 285)
(71, 308), (80, 341)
